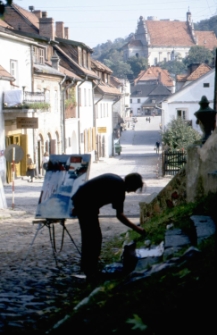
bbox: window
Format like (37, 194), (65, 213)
(177, 109), (186, 120)
(10, 60), (18, 84)
(137, 99), (141, 103)
(203, 83), (209, 87)
(39, 48), (44, 64)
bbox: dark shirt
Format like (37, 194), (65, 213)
(72, 173), (125, 213)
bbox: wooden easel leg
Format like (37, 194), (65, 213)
(22, 223), (44, 262)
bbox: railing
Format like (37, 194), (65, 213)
(23, 91), (45, 102)
(162, 150), (187, 176)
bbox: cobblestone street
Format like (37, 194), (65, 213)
(0, 116), (170, 333)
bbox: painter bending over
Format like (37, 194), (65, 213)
(71, 172), (146, 280)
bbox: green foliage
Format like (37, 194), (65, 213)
(159, 60), (187, 75)
(183, 46), (213, 66)
(65, 87), (77, 108)
(22, 102), (50, 110)
(161, 118), (201, 150)
(194, 15), (217, 37)
(126, 56), (148, 78)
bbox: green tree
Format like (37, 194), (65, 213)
(162, 118), (201, 150)
(126, 56), (148, 78)
(194, 15), (217, 37)
(159, 60), (187, 76)
(183, 46), (213, 66)
(104, 59), (132, 78)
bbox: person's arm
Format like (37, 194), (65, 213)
(116, 212), (146, 236)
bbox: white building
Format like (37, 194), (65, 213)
(123, 12), (217, 66)
(161, 69), (215, 132)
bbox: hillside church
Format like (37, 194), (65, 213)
(123, 11), (217, 66)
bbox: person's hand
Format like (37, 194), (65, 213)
(137, 226), (146, 236)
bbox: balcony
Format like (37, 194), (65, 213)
(3, 90), (50, 121)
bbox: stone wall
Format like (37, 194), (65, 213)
(186, 127), (217, 202)
(140, 127), (217, 224)
(140, 168), (186, 224)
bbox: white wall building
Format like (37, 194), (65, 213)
(161, 69), (215, 132)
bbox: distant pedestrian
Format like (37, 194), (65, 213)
(26, 154), (36, 182)
(156, 141), (160, 153)
(41, 152), (49, 172)
(149, 117), (151, 123)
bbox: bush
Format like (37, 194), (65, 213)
(162, 118), (201, 150)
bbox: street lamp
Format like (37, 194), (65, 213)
(194, 95), (217, 143)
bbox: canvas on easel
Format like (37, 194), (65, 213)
(35, 154), (91, 219)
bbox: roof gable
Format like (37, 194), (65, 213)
(4, 4), (39, 34)
(135, 66), (174, 87)
(176, 63), (212, 82)
(165, 68), (215, 102)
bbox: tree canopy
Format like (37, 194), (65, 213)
(183, 46), (214, 67)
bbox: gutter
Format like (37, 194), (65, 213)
(77, 76), (88, 154)
(59, 74), (66, 153)
(112, 96), (121, 156)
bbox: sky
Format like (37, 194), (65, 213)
(14, 0), (217, 48)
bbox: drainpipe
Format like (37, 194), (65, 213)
(59, 75), (66, 153)
(92, 80), (100, 127)
(77, 76), (87, 154)
(61, 78), (76, 153)
(112, 96), (121, 156)
(94, 93), (104, 162)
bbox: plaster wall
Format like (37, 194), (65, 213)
(0, 36), (32, 90)
(161, 70), (215, 131)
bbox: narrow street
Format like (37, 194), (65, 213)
(0, 115), (171, 334)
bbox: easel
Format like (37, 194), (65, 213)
(24, 218), (80, 266)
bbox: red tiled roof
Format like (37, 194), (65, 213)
(144, 20), (217, 49)
(12, 3), (39, 29)
(195, 31), (217, 50)
(176, 63), (211, 82)
(3, 4), (39, 34)
(135, 66), (174, 87)
(110, 76), (123, 87)
(0, 64), (15, 80)
(97, 82), (121, 95)
(54, 45), (99, 79)
(91, 59), (113, 73)
(0, 19), (13, 28)
(59, 65), (81, 80)
(146, 21), (194, 46)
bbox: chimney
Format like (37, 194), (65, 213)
(39, 15), (55, 40)
(33, 10), (42, 18)
(51, 51), (60, 70)
(56, 22), (64, 38)
(64, 27), (69, 39)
